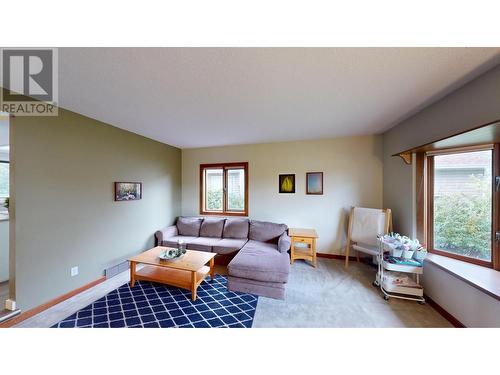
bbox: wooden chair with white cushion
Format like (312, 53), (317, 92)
(344, 207), (392, 268)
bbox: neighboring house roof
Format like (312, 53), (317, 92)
(435, 151), (491, 170)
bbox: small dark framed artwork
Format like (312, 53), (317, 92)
(279, 174), (295, 193)
(114, 182), (142, 201)
(306, 172), (323, 195)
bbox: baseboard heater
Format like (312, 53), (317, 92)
(0, 309), (21, 324)
(105, 260), (130, 279)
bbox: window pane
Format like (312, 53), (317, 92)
(433, 150), (492, 261)
(0, 163), (8, 197)
(205, 168), (223, 211)
(227, 168), (245, 211)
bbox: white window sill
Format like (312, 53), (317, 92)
(0, 212), (8, 221)
(426, 253), (500, 301)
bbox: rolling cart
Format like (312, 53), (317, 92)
(373, 237), (425, 304)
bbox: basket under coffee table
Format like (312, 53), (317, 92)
(129, 247), (216, 301)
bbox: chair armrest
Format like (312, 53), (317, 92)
(155, 225), (178, 245)
(278, 232), (291, 253)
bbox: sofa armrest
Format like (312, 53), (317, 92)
(155, 225), (178, 245)
(278, 232), (291, 253)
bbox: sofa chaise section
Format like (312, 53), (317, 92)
(227, 220), (291, 300)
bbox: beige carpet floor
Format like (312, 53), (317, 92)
(15, 258), (451, 328)
(252, 258), (451, 327)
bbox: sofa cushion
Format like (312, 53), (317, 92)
(177, 217), (203, 237)
(187, 237), (221, 252)
(162, 235), (198, 248)
(223, 218), (249, 239)
(155, 225), (178, 245)
(228, 240), (290, 283)
(199, 217), (225, 238)
(213, 238), (248, 255)
(249, 220), (287, 243)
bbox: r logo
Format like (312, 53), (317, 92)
(2, 49), (53, 101)
(0, 48), (58, 116)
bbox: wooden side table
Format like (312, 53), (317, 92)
(289, 228), (318, 268)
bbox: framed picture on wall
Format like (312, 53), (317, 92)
(306, 172), (323, 195)
(114, 182), (142, 201)
(279, 174), (295, 193)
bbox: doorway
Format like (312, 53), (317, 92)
(0, 113), (10, 312)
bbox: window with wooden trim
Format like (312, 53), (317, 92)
(200, 162), (248, 216)
(424, 145), (499, 269)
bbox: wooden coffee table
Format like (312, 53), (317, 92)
(129, 247), (216, 301)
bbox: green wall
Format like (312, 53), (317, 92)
(11, 109), (181, 310)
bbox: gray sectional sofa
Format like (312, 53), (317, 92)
(155, 217), (291, 299)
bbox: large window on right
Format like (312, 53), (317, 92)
(427, 147), (494, 267)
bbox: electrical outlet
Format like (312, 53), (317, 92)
(71, 266), (79, 277)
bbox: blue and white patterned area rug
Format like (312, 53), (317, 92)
(52, 274), (258, 328)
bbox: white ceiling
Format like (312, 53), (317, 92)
(57, 48), (500, 149)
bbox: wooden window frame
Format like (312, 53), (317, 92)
(199, 162), (248, 217)
(420, 145), (500, 270)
